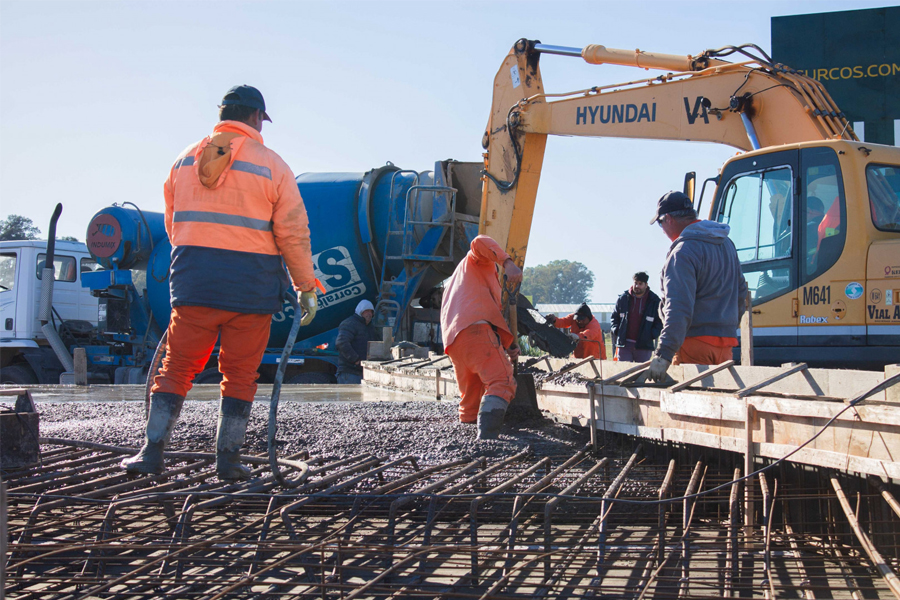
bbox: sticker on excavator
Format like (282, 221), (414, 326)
(312, 245), (366, 309)
(510, 65), (520, 88)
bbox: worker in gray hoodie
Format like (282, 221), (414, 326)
(647, 191), (748, 382)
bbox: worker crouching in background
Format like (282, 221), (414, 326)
(335, 299), (378, 384)
(546, 303), (607, 360)
(610, 272), (662, 362)
(440, 235), (522, 440)
(647, 191), (748, 382)
(123, 85), (320, 480)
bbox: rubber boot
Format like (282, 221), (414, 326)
(216, 396), (253, 481)
(122, 392), (185, 474)
(476, 395), (508, 440)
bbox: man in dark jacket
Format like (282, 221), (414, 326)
(335, 299), (377, 384)
(610, 272), (662, 362)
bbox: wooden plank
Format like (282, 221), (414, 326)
(669, 360), (734, 392)
(660, 391), (745, 421)
(736, 363), (809, 398)
(740, 289), (754, 366)
(0, 388), (28, 396)
(598, 360), (652, 385)
(846, 371), (900, 406)
(73, 347), (87, 386)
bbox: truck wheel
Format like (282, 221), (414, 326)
(287, 372), (335, 385)
(193, 368), (224, 384)
(1, 364), (39, 385)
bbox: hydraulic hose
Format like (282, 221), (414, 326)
(268, 292), (310, 487)
(144, 330), (167, 420)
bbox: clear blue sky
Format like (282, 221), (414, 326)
(0, 0), (889, 301)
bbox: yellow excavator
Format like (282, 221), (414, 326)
(480, 39), (900, 369)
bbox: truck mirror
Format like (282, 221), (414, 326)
(683, 172), (696, 203)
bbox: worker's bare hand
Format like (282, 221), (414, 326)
(503, 259), (523, 285)
(507, 345), (520, 361)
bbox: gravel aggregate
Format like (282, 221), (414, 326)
(39, 398), (590, 464)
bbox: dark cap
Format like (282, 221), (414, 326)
(575, 303), (592, 321)
(650, 190), (693, 224)
(220, 85), (272, 122)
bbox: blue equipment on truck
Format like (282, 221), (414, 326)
(79, 160), (484, 384)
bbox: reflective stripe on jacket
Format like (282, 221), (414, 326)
(164, 121), (316, 314)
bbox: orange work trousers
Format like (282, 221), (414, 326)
(672, 336), (734, 366)
(152, 305), (271, 402)
(446, 323), (517, 423)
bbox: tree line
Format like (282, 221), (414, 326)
(0, 214), (78, 242)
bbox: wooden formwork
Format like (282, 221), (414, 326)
(363, 358), (900, 479)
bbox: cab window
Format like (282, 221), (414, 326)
(716, 166), (793, 302)
(866, 164), (900, 232)
(80, 258), (99, 273)
(801, 147), (847, 284)
(718, 167), (793, 263)
(36, 254), (77, 282)
(0, 253), (16, 291)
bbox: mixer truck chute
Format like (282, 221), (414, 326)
(480, 39), (900, 368)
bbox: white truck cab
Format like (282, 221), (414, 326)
(0, 240), (99, 384)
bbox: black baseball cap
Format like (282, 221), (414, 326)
(220, 85), (272, 122)
(650, 191), (693, 224)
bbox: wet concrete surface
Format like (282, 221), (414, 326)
(20, 384), (590, 465)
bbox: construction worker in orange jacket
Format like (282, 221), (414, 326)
(440, 235), (522, 439)
(546, 303), (607, 360)
(123, 85), (319, 480)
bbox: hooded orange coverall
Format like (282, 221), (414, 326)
(440, 236), (517, 423)
(552, 315), (607, 360)
(153, 120), (317, 402)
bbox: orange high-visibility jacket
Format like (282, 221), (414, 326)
(164, 121), (317, 314)
(553, 314), (606, 359)
(440, 235), (514, 351)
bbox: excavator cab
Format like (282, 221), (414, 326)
(710, 140), (899, 368)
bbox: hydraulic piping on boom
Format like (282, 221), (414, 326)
(481, 38), (898, 368)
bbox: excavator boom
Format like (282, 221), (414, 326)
(479, 39), (856, 262)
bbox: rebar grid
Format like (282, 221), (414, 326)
(3, 440), (900, 599)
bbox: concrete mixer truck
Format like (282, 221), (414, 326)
(0, 160), (490, 385)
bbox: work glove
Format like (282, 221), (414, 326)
(567, 332), (581, 342)
(545, 314), (557, 325)
(299, 290), (318, 326)
(507, 345), (520, 361)
(647, 355), (671, 382)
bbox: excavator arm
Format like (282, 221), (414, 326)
(479, 38), (857, 269)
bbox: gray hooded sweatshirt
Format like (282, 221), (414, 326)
(657, 220), (749, 361)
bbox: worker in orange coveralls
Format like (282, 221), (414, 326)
(545, 303), (607, 360)
(440, 235), (522, 440)
(123, 85), (321, 480)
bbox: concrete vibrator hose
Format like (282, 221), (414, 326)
(142, 292), (310, 487)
